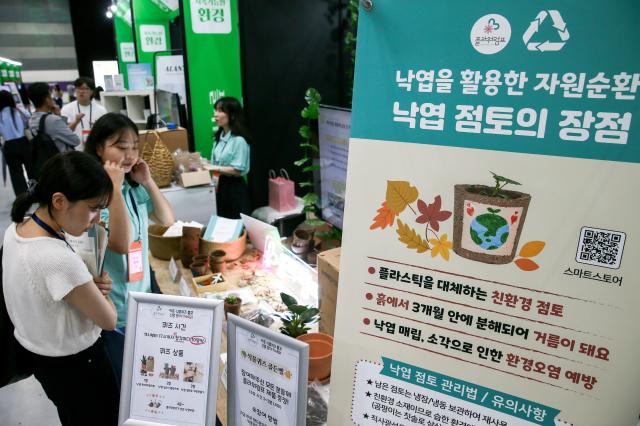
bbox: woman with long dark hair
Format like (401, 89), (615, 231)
(3, 151), (120, 425)
(211, 96), (251, 218)
(84, 112), (174, 386)
(0, 90), (33, 196)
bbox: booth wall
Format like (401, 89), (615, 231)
(238, 0), (349, 210)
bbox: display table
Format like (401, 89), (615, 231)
(251, 197), (305, 235)
(149, 246), (324, 425)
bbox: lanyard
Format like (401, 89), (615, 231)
(215, 135), (232, 166)
(77, 101), (92, 130)
(31, 211), (75, 252)
(129, 190), (142, 241)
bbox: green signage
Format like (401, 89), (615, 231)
(132, 0), (173, 71)
(114, 0), (136, 88)
(183, 0), (243, 157)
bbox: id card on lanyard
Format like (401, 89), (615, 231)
(127, 190), (144, 283)
(78, 102), (92, 145)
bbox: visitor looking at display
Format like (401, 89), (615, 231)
(3, 151), (120, 425)
(27, 82), (80, 152)
(85, 112), (175, 386)
(211, 96), (252, 219)
(61, 77), (107, 147)
(0, 90), (33, 196)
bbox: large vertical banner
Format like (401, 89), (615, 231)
(329, 2), (640, 426)
(182, 0), (243, 157)
(114, 0), (136, 88)
(132, 0), (175, 69)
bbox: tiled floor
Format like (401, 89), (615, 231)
(0, 180), (62, 426)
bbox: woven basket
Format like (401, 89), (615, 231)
(148, 224), (181, 260)
(141, 131), (174, 187)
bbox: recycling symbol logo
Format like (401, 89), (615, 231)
(522, 10), (570, 52)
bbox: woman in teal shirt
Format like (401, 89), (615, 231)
(85, 113), (175, 385)
(211, 97), (251, 219)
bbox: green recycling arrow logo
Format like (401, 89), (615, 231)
(523, 10), (570, 52)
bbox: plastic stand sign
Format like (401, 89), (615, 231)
(227, 314), (309, 426)
(118, 292), (223, 426)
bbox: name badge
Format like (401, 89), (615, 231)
(128, 240), (144, 283)
(81, 129), (91, 145)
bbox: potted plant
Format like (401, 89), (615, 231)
(276, 293), (319, 338)
(224, 294), (242, 319)
(453, 172), (531, 264)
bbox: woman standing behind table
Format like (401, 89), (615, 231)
(85, 113), (175, 386)
(3, 151), (120, 425)
(210, 97), (251, 219)
(0, 90), (33, 196)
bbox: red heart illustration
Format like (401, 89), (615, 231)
(511, 213), (518, 224)
(467, 207), (474, 216)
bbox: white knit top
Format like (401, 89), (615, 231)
(2, 223), (100, 356)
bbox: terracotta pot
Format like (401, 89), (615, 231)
(297, 332), (333, 381)
(192, 254), (210, 269)
(210, 249), (227, 273)
(291, 229), (312, 255)
(224, 297), (242, 319)
(189, 261), (207, 277)
(181, 226), (201, 267)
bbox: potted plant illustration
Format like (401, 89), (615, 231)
(224, 294), (242, 319)
(453, 172), (531, 264)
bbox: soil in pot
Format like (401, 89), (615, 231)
(453, 184), (531, 264)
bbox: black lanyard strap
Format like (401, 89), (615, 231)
(31, 211), (75, 252)
(77, 101), (93, 130)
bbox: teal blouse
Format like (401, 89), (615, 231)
(211, 131), (250, 176)
(100, 180), (154, 328)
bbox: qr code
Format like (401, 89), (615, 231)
(575, 226), (626, 269)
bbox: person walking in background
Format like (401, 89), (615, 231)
(3, 151), (121, 425)
(52, 85), (63, 109)
(61, 77), (107, 148)
(211, 96), (251, 219)
(0, 90), (33, 196)
(85, 113), (175, 386)
(28, 82), (80, 153)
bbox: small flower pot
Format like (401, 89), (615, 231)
(297, 332), (333, 382)
(189, 261), (207, 277)
(291, 229), (312, 255)
(210, 249), (227, 273)
(192, 254), (210, 269)
(453, 184), (531, 264)
(224, 297), (242, 319)
(181, 226), (201, 267)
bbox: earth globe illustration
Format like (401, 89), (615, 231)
(470, 212), (510, 250)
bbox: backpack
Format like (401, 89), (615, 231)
(0, 246), (34, 387)
(31, 113), (59, 178)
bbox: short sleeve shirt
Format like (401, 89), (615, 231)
(211, 132), (250, 176)
(101, 180), (154, 327)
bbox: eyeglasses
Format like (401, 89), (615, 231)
(76, 87), (91, 92)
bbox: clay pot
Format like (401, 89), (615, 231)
(224, 297), (242, 319)
(210, 249), (227, 273)
(297, 332), (333, 382)
(181, 226), (201, 267)
(192, 254), (210, 269)
(291, 229), (312, 255)
(189, 261), (207, 277)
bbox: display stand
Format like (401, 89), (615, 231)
(159, 183), (216, 225)
(100, 89), (156, 130)
(251, 197), (305, 236)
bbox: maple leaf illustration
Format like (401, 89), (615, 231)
(415, 195), (452, 232)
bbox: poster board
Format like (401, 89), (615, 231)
(227, 315), (309, 426)
(329, 1), (640, 425)
(118, 292), (223, 426)
(318, 105), (351, 229)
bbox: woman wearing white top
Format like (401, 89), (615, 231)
(3, 151), (122, 425)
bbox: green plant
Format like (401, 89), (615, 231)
(345, 0), (360, 106)
(295, 88), (322, 216)
(276, 292), (319, 338)
(224, 295), (239, 305)
(489, 172), (522, 198)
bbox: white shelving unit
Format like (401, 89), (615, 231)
(100, 90), (156, 129)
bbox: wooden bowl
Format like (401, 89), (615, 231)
(199, 230), (247, 262)
(148, 224), (181, 260)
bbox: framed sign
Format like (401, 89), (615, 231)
(227, 315), (309, 426)
(118, 292), (223, 426)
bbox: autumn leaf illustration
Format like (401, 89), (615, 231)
(515, 258), (539, 271)
(396, 219), (429, 253)
(386, 181), (418, 214)
(415, 195), (452, 232)
(428, 233), (453, 261)
(370, 201), (397, 230)
(519, 241), (545, 258)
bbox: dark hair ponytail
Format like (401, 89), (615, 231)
(10, 151), (113, 223)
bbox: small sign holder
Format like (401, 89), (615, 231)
(118, 292), (223, 426)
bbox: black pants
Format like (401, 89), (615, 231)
(216, 174), (251, 219)
(31, 337), (119, 426)
(2, 136), (34, 196)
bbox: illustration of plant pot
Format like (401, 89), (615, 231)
(297, 332), (333, 382)
(453, 184), (531, 264)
